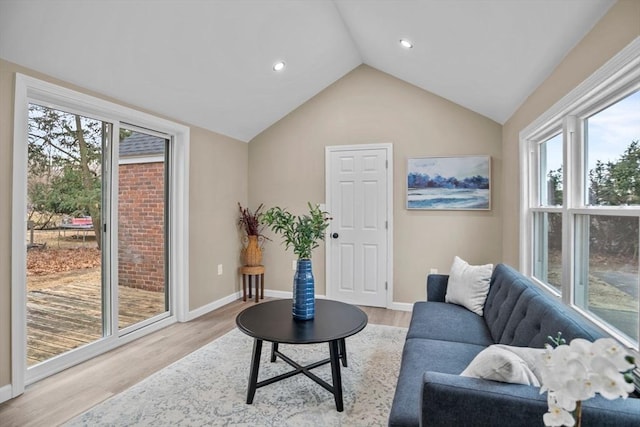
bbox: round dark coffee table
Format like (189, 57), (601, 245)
(236, 298), (368, 412)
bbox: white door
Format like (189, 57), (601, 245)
(325, 144), (392, 307)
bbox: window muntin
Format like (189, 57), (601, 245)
(533, 212), (562, 293)
(586, 90), (640, 206)
(533, 132), (563, 295)
(574, 214), (639, 343)
(539, 133), (563, 207)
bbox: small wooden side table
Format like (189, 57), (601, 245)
(240, 265), (265, 303)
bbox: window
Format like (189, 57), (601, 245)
(533, 134), (563, 292)
(12, 74), (190, 394)
(573, 214), (639, 343)
(521, 39), (640, 350)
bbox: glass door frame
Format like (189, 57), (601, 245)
(116, 123), (172, 336)
(11, 74), (190, 396)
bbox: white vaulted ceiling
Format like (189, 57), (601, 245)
(0, 0), (614, 142)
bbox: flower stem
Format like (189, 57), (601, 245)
(574, 401), (582, 427)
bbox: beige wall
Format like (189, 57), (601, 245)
(249, 65), (503, 304)
(188, 126), (248, 308)
(501, 0), (640, 267)
(0, 59), (248, 388)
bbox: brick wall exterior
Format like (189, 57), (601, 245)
(118, 161), (165, 293)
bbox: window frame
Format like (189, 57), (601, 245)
(11, 74), (191, 397)
(520, 37), (640, 352)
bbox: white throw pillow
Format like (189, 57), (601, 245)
(460, 345), (545, 386)
(445, 256), (493, 316)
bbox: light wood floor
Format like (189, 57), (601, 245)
(0, 298), (412, 427)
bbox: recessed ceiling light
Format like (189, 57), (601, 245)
(273, 61), (286, 72)
(399, 39), (413, 49)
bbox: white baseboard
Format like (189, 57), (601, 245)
(264, 290), (334, 299)
(0, 383), (13, 404)
(265, 290), (411, 311)
(186, 291), (241, 321)
(388, 301), (413, 312)
(186, 290), (330, 321)
(186, 289), (414, 321)
(264, 289), (292, 299)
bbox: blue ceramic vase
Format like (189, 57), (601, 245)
(292, 259), (315, 320)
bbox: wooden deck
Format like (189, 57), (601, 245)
(27, 281), (165, 366)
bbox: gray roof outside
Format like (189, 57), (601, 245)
(120, 132), (166, 157)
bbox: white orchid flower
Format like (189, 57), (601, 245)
(537, 335), (636, 426)
(596, 364), (635, 400)
(592, 338), (635, 372)
(554, 389), (577, 412)
(543, 403), (575, 427)
(569, 338), (594, 358)
(565, 374), (599, 402)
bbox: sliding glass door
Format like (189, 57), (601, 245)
(117, 127), (170, 332)
(26, 103), (107, 367)
(13, 74), (189, 395)
(25, 105), (171, 379)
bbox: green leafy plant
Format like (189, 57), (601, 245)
(261, 203), (331, 259)
(547, 331), (567, 347)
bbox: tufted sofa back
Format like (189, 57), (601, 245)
(483, 264), (603, 348)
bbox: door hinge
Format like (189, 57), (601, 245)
(385, 282), (388, 290)
(103, 224), (107, 233)
(385, 220), (388, 229)
(385, 160), (388, 169)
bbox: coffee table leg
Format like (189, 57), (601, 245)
(247, 339), (263, 404)
(329, 340), (344, 412)
(270, 342), (279, 362)
(338, 338), (348, 367)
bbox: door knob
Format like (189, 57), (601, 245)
(331, 232), (339, 239)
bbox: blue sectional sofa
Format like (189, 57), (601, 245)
(388, 263), (640, 426)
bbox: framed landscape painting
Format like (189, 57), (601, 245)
(407, 155), (491, 210)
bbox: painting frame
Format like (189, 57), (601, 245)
(406, 155), (491, 210)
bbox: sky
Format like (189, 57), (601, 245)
(408, 155), (490, 179)
(587, 90), (640, 170)
(545, 90), (640, 172)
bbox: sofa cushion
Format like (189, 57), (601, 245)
(499, 289), (603, 347)
(406, 301), (494, 346)
(421, 372), (550, 427)
(389, 338), (486, 427)
(460, 344), (544, 386)
(426, 274), (449, 302)
(445, 256), (493, 315)
(422, 372), (640, 427)
(483, 264), (531, 342)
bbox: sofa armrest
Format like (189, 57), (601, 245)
(426, 274), (449, 302)
(421, 372), (640, 427)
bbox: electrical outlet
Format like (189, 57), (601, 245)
(217, 264), (223, 275)
(292, 260), (297, 271)
(430, 268), (438, 274)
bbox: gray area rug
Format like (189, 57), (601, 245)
(66, 323), (407, 426)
